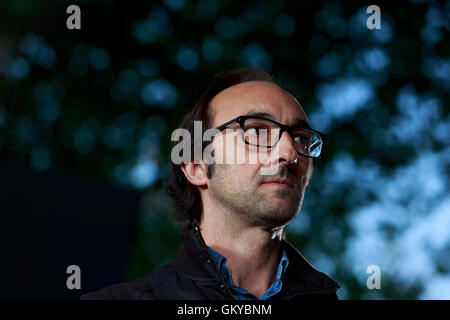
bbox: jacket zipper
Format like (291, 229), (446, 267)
(193, 225), (236, 300)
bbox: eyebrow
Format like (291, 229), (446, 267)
(243, 110), (311, 129)
(293, 118), (311, 129)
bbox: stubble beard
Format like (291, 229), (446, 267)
(208, 163), (304, 231)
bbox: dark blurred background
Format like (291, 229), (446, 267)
(0, 0), (449, 299)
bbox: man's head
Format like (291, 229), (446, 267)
(166, 67), (315, 229)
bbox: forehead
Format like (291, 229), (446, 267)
(209, 81), (308, 127)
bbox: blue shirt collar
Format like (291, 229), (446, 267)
(208, 246), (289, 300)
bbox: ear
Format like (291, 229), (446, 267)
(180, 162), (208, 187)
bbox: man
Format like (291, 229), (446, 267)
(81, 67), (340, 300)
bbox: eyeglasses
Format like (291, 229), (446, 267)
(214, 115), (326, 158)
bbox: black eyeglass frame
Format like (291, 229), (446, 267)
(214, 115), (327, 159)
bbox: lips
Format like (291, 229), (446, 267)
(260, 178), (294, 189)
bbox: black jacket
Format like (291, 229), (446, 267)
(81, 224), (340, 300)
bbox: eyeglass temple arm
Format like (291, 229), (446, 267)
(215, 117), (241, 131)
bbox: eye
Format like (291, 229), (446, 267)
(245, 127), (258, 135)
(294, 133), (310, 144)
(244, 123), (271, 135)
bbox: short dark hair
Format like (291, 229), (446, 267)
(165, 67), (275, 223)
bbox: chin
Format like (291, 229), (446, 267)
(256, 205), (299, 228)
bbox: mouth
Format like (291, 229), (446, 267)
(260, 178), (295, 190)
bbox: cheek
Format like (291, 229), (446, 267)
(295, 158), (311, 182)
(212, 134), (242, 165)
(223, 163), (260, 191)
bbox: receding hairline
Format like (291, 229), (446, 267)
(207, 80), (305, 126)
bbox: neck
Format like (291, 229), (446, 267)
(198, 207), (283, 298)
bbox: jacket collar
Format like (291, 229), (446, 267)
(171, 223), (340, 297)
(171, 223), (222, 279)
(280, 239), (341, 297)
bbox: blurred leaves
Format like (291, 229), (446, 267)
(0, 0), (449, 299)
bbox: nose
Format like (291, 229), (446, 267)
(272, 131), (298, 166)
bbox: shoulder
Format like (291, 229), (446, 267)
(80, 263), (176, 300)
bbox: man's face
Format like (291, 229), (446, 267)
(206, 81), (312, 230)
